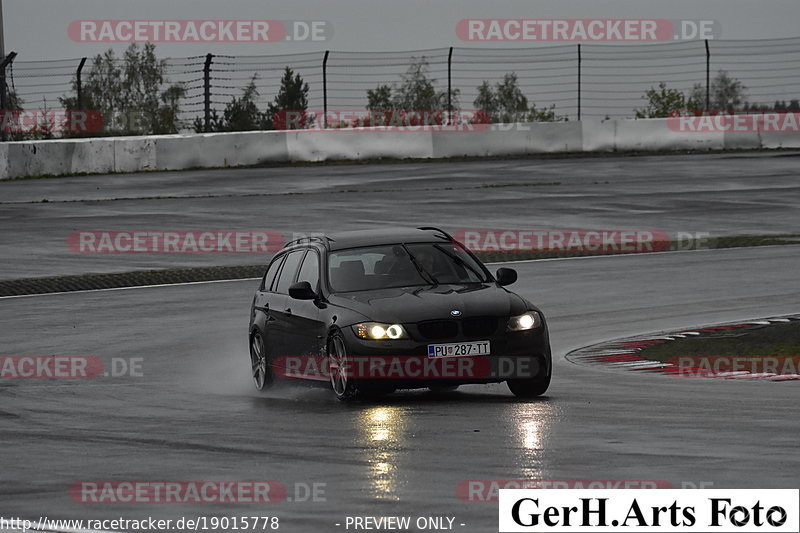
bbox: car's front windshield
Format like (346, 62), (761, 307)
(327, 242), (489, 293)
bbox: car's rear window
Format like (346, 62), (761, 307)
(327, 243), (488, 293)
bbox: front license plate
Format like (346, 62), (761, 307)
(427, 341), (491, 358)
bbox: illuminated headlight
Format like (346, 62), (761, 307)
(353, 323), (407, 340)
(507, 312), (541, 331)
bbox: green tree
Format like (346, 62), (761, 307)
(266, 66), (311, 130)
(196, 77), (269, 132)
(366, 85), (393, 112)
(528, 103), (562, 122)
(635, 82), (696, 118)
(493, 73), (529, 123)
(362, 57), (460, 125)
(157, 85), (186, 134)
(60, 43), (185, 135)
(60, 49), (120, 128)
(393, 58), (457, 112)
(0, 91), (63, 141)
(689, 70), (747, 111)
(474, 73), (564, 123)
(472, 81), (497, 122)
(224, 79), (269, 131)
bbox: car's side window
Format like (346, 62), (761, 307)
(273, 250), (305, 294)
(296, 250), (320, 291)
(261, 255), (285, 292)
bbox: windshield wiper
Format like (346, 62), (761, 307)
(404, 246), (438, 285)
(434, 244), (487, 282)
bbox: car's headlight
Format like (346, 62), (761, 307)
(353, 322), (408, 340)
(507, 311), (541, 331)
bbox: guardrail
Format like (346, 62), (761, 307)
(1, 118), (798, 179)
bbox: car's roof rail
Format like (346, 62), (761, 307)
(283, 235), (333, 250)
(417, 226), (454, 241)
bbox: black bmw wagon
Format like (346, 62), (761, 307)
(248, 227), (551, 401)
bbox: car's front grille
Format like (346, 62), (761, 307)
(417, 320), (459, 340)
(461, 317), (499, 339)
(415, 317), (499, 340)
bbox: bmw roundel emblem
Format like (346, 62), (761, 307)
(450, 310), (462, 316)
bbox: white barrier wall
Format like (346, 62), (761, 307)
(0, 142), (7, 178)
(761, 130), (800, 149)
(723, 131), (762, 150)
(613, 119), (725, 151)
(286, 129), (434, 161)
(114, 136), (157, 173)
(1, 118), (796, 179)
(431, 122), (582, 158)
(6, 140), (80, 177)
(581, 120), (617, 152)
(154, 131), (289, 170)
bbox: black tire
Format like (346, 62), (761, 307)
(507, 360), (551, 398)
(507, 374), (550, 398)
(428, 384), (460, 392)
(327, 331), (359, 401)
(359, 384), (397, 398)
(249, 331), (273, 391)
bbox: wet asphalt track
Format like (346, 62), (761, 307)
(1, 153), (799, 532)
(2, 151), (800, 279)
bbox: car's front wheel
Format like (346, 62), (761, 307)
(429, 384), (459, 393)
(327, 331), (359, 401)
(507, 360), (551, 398)
(249, 331), (273, 391)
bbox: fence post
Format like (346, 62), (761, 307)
(0, 51), (17, 142)
(203, 53), (213, 133)
(704, 39), (711, 110)
(76, 57), (87, 110)
(322, 50), (329, 129)
(577, 44), (582, 121)
(447, 46), (453, 124)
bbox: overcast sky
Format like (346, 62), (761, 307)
(5, 0), (800, 61)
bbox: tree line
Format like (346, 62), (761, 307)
(4, 43), (795, 140)
(635, 71), (797, 118)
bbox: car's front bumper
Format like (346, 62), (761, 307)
(337, 323), (551, 388)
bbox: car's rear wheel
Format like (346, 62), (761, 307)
(250, 331), (272, 391)
(328, 331), (359, 401)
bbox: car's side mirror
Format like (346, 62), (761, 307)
(495, 267), (518, 287)
(288, 281), (317, 300)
